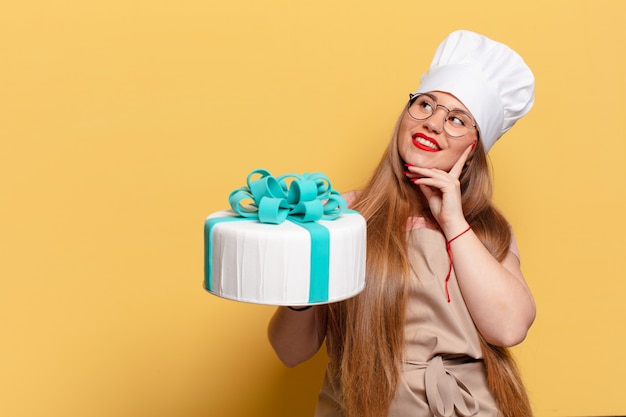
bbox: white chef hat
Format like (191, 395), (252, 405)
(413, 30), (535, 152)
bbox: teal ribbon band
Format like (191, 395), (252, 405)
(205, 169), (349, 304)
(289, 220), (330, 303)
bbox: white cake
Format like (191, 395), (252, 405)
(204, 209), (366, 305)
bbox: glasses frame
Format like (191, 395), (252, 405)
(407, 93), (478, 138)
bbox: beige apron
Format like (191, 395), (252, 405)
(315, 223), (499, 417)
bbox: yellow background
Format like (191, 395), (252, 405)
(1, 1), (625, 416)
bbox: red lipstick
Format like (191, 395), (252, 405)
(412, 133), (440, 152)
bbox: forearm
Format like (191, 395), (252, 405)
(267, 305), (328, 367)
(447, 226), (536, 347)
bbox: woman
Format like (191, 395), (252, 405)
(268, 30), (536, 417)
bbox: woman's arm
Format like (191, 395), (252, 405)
(268, 191), (357, 366)
(267, 305), (328, 367)
(445, 226), (536, 346)
(408, 144), (535, 347)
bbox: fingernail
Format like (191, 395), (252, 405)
(404, 163), (413, 167)
(471, 141), (477, 150)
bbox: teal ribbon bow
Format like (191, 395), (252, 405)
(205, 169), (350, 304)
(227, 169), (347, 224)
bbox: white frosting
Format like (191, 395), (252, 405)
(205, 210), (366, 305)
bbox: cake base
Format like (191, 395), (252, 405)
(204, 210), (366, 306)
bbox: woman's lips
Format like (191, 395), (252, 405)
(412, 133), (441, 152)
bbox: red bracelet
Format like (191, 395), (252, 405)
(447, 225), (472, 245)
(444, 226), (472, 302)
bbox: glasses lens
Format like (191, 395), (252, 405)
(408, 94), (475, 138)
(408, 95), (435, 120)
(444, 111), (473, 137)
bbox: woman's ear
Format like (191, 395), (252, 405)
(465, 141), (478, 164)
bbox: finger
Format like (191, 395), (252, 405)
(412, 177), (444, 195)
(402, 170), (418, 180)
(411, 168), (454, 186)
(448, 141), (476, 179)
(403, 163), (419, 180)
(418, 183), (437, 199)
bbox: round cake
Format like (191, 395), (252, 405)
(203, 169), (366, 306)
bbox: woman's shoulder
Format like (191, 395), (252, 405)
(342, 190), (361, 209)
(509, 226), (521, 261)
(343, 190), (440, 232)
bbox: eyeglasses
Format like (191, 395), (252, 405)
(407, 93), (478, 138)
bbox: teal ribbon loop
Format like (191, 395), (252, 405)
(228, 169), (347, 224)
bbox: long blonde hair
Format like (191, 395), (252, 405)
(327, 110), (533, 417)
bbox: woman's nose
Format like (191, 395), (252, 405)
(423, 108), (447, 133)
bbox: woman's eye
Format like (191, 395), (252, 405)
(420, 100), (434, 112)
(448, 113), (469, 126)
(449, 116), (465, 126)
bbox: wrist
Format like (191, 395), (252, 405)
(446, 224), (472, 245)
(287, 305), (313, 312)
(442, 221), (471, 241)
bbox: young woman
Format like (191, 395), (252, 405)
(268, 30), (536, 417)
